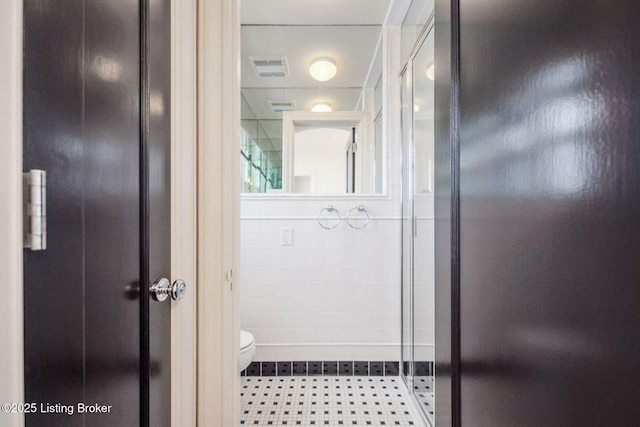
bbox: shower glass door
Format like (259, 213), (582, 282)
(412, 26), (435, 424)
(401, 65), (414, 391)
(401, 20), (435, 426)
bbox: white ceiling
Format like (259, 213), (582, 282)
(241, 0), (391, 25)
(242, 87), (364, 120)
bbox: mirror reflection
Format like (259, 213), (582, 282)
(240, 4), (386, 194)
(293, 126), (352, 193)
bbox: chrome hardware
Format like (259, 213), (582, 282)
(150, 278), (171, 302)
(346, 205), (370, 230)
(316, 205), (341, 230)
(150, 278), (186, 302)
(23, 169), (47, 250)
(170, 279), (186, 301)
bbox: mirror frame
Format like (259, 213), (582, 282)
(282, 111), (371, 193)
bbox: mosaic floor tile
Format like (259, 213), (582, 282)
(413, 376), (434, 425)
(241, 376), (423, 426)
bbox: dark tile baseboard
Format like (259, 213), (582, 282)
(242, 361), (405, 377)
(243, 360), (435, 377)
(402, 361), (435, 377)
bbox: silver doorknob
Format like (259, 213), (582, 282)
(170, 279), (186, 301)
(150, 278), (186, 302)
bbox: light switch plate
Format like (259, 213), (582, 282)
(281, 227), (293, 246)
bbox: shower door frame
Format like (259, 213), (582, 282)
(400, 15), (435, 426)
(400, 61), (414, 392)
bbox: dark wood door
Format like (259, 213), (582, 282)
(23, 0), (171, 425)
(455, 1), (640, 426)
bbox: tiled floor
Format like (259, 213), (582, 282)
(413, 376), (434, 425)
(240, 376), (423, 426)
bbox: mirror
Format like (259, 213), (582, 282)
(292, 126), (354, 194)
(282, 111), (372, 193)
(240, 0), (389, 195)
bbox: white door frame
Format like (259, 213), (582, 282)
(0, 1), (24, 426)
(197, 0), (240, 425)
(171, 0), (198, 425)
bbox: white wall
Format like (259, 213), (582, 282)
(240, 198), (401, 361)
(294, 128), (350, 194)
(0, 0), (24, 426)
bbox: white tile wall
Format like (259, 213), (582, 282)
(240, 198), (404, 361)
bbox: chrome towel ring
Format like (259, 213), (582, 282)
(317, 205), (341, 230)
(346, 205), (370, 230)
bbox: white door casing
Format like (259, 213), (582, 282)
(197, 0), (240, 425)
(171, 0), (198, 425)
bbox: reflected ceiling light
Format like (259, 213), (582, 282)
(414, 104), (420, 112)
(92, 56), (122, 82)
(426, 64), (435, 81)
(309, 57), (337, 82)
(150, 92), (165, 117)
(311, 102), (332, 113)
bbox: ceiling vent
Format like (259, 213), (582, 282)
(250, 57), (290, 78)
(269, 100), (296, 112)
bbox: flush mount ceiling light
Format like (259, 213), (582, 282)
(426, 64), (435, 81)
(311, 102), (332, 113)
(309, 57), (337, 82)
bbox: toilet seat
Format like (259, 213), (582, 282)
(239, 330), (256, 372)
(240, 330), (255, 351)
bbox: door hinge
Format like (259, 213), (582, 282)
(23, 169), (47, 251)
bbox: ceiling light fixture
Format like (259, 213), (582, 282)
(426, 64), (435, 81)
(311, 102), (332, 113)
(309, 57), (337, 82)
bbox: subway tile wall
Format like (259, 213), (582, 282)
(240, 198), (404, 361)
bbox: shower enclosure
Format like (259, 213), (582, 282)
(401, 14), (435, 426)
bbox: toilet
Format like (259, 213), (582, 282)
(239, 330), (256, 372)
